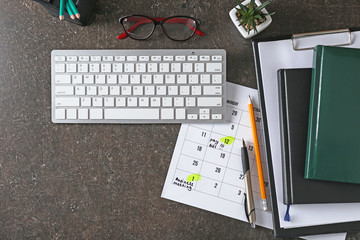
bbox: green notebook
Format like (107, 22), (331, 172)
(305, 45), (360, 184)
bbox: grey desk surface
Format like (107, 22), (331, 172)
(1, 0), (360, 239)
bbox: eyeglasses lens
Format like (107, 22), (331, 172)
(162, 17), (197, 41)
(122, 16), (155, 39)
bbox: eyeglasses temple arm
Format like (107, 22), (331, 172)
(117, 17), (205, 39)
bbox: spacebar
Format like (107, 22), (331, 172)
(105, 109), (160, 119)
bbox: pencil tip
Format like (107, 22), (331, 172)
(242, 138), (246, 147)
(70, 14), (76, 19)
(76, 13), (80, 19)
(59, 15), (64, 20)
(248, 95), (252, 104)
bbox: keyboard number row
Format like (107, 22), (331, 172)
(54, 63), (222, 73)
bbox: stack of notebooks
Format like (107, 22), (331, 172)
(278, 45), (360, 206)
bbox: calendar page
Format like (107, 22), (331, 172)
(161, 82), (272, 229)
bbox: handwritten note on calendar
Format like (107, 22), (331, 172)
(161, 82), (273, 229)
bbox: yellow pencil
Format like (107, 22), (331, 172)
(248, 96), (267, 211)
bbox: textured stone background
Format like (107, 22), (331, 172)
(0, 0), (360, 239)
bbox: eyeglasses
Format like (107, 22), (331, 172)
(117, 15), (205, 41)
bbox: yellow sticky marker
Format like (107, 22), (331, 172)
(187, 173), (201, 182)
(220, 136), (235, 145)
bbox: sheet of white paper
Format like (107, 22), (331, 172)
(302, 232), (347, 240)
(257, 31), (360, 229)
(162, 82), (273, 229)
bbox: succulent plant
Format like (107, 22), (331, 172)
(235, 0), (274, 34)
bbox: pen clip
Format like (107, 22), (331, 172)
(244, 193), (250, 223)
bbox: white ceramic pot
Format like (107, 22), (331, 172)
(229, 0), (272, 39)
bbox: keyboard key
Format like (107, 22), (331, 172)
(180, 86), (190, 95)
(133, 86), (143, 95)
(212, 55), (222, 61)
(177, 75), (187, 84)
(127, 97), (138, 107)
(95, 75), (106, 84)
(175, 56), (186, 61)
(103, 56), (113, 61)
(124, 63), (135, 72)
(130, 75), (141, 84)
(55, 64), (65, 72)
(90, 109), (103, 119)
(163, 56), (174, 61)
(212, 114), (222, 120)
(55, 109), (65, 119)
(121, 86), (132, 95)
(55, 97), (80, 107)
(55, 75), (71, 84)
(186, 97), (196, 106)
(67, 56), (77, 61)
(84, 75), (94, 84)
(93, 97), (103, 106)
(171, 63), (181, 72)
(200, 55), (210, 61)
(55, 56), (65, 61)
(165, 74), (175, 84)
(148, 63), (158, 72)
(78, 109), (89, 119)
(115, 56), (125, 61)
(168, 86), (178, 95)
(203, 86), (222, 95)
(160, 63), (170, 72)
(142, 75), (152, 84)
(79, 56), (89, 61)
(86, 86), (97, 95)
(156, 86), (166, 95)
(206, 63), (222, 72)
(98, 86), (109, 95)
(89, 63), (100, 72)
(200, 113), (210, 119)
(197, 97), (222, 107)
(127, 56), (137, 61)
(139, 56), (149, 61)
(161, 108), (174, 119)
(188, 56), (198, 61)
(101, 63), (111, 72)
(189, 74), (199, 84)
(174, 97), (184, 107)
(195, 63), (205, 72)
(91, 56), (101, 61)
(66, 64), (77, 72)
(139, 97), (149, 106)
(153, 75), (164, 84)
(212, 74), (222, 84)
(72, 75), (83, 84)
(151, 56), (161, 61)
(113, 63), (123, 72)
(81, 97), (91, 106)
(116, 97), (126, 106)
(106, 75), (117, 84)
(78, 63), (88, 73)
(176, 109), (186, 119)
(118, 75), (129, 84)
(191, 86), (202, 95)
(151, 97), (161, 107)
(75, 86), (85, 95)
(188, 114), (198, 119)
(136, 63), (146, 73)
(183, 63), (193, 72)
(110, 86), (120, 95)
(145, 86), (155, 95)
(200, 74), (211, 84)
(105, 109), (159, 119)
(67, 109), (77, 119)
(162, 97), (172, 107)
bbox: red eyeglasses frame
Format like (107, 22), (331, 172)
(118, 15), (205, 41)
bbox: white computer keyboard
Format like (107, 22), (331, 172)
(51, 49), (226, 123)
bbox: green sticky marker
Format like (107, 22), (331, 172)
(66, 0), (75, 19)
(220, 136), (235, 145)
(59, 0), (65, 20)
(67, 0), (80, 19)
(187, 174), (201, 182)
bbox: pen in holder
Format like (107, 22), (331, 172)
(33, 0), (96, 26)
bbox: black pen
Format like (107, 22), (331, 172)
(242, 139), (256, 228)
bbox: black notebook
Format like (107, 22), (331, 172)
(278, 68), (360, 205)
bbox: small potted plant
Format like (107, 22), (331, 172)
(229, 0), (274, 39)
